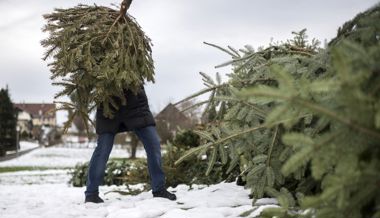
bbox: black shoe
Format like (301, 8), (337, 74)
(153, 189), (177, 201)
(85, 195), (104, 203)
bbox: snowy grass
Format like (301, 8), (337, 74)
(5, 141), (40, 154)
(0, 142), (145, 168)
(0, 169), (71, 185)
(0, 166), (66, 173)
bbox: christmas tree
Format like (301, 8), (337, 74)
(41, 0), (155, 132)
(175, 4), (380, 217)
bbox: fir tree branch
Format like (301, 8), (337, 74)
(215, 52), (257, 68)
(179, 100), (209, 113)
(124, 16), (138, 56)
(267, 125), (279, 166)
(173, 83), (229, 106)
(233, 77), (275, 87)
(287, 45), (317, 55)
(214, 125), (266, 145)
(214, 96), (267, 118)
(102, 15), (122, 44)
(245, 90), (380, 140)
(227, 45), (241, 57)
(370, 77), (380, 96)
(42, 3), (154, 134)
(293, 98), (380, 140)
(102, 0), (133, 44)
(175, 115), (308, 166)
(288, 50), (314, 57)
(204, 42), (239, 58)
(175, 124), (268, 166)
(234, 59), (269, 73)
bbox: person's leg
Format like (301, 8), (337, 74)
(85, 133), (115, 198)
(133, 125), (166, 192)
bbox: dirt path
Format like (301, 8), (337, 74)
(0, 147), (39, 162)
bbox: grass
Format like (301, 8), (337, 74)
(0, 166), (71, 173)
(109, 157), (146, 162)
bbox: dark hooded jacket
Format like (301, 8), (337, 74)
(95, 86), (156, 134)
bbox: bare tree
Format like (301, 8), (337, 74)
(129, 132), (139, 159)
(176, 99), (202, 124)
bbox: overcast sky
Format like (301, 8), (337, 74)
(0, 0), (378, 124)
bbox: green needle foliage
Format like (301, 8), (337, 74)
(41, 1), (154, 132)
(175, 4), (380, 218)
(0, 88), (17, 156)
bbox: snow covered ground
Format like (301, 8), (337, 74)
(3, 141), (40, 155)
(0, 142), (278, 217)
(0, 142), (146, 168)
(17, 141), (40, 151)
(0, 169), (70, 185)
(0, 182), (278, 218)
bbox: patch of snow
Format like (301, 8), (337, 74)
(4, 141), (40, 155)
(0, 182), (278, 218)
(19, 141), (40, 151)
(254, 198), (279, 206)
(0, 169), (70, 185)
(0, 142), (279, 217)
(0, 169), (69, 177)
(0, 145), (146, 168)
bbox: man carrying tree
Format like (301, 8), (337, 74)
(82, 0), (176, 203)
(85, 85), (177, 203)
(41, 0), (176, 203)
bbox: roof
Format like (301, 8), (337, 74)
(155, 103), (188, 121)
(14, 103), (56, 119)
(155, 103), (194, 127)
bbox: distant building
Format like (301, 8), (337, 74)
(15, 109), (33, 134)
(13, 103), (59, 145)
(62, 119), (89, 145)
(154, 103), (194, 143)
(14, 103), (57, 127)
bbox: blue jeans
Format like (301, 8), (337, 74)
(84, 125), (166, 197)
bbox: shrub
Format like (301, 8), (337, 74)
(70, 158), (148, 189)
(172, 129), (200, 148)
(70, 129), (239, 194)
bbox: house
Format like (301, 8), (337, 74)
(14, 103), (58, 144)
(15, 109), (33, 134)
(61, 116), (90, 145)
(14, 103), (57, 127)
(154, 103), (194, 143)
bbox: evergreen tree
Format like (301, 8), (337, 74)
(0, 87), (17, 156)
(41, 0), (155, 132)
(175, 4), (380, 218)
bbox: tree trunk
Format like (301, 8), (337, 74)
(130, 133), (139, 159)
